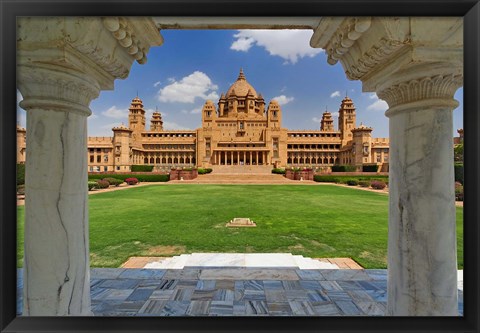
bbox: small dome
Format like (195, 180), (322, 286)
(225, 69), (258, 98)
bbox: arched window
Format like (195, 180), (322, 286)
(173, 157), (178, 164)
(162, 157), (166, 164)
(156, 157), (160, 164)
(150, 157), (154, 164)
(144, 157), (148, 164)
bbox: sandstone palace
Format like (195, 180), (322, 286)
(17, 69), (391, 172)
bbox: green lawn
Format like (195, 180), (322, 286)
(16, 184), (464, 269)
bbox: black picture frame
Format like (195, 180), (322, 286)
(1, 1), (479, 332)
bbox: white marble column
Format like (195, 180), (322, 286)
(380, 71), (463, 316)
(18, 65), (99, 316)
(17, 16), (163, 316)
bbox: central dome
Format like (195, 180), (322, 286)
(225, 68), (258, 98)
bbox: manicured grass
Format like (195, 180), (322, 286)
(16, 184), (464, 269)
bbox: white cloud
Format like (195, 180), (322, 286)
(312, 117), (321, 123)
(367, 94), (389, 112)
(190, 107), (202, 114)
(332, 112), (340, 117)
(89, 114), (99, 120)
(272, 95), (294, 105)
(230, 30), (323, 64)
(153, 81), (161, 87)
(102, 106), (128, 118)
(101, 122), (122, 130)
(157, 71), (219, 103)
(167, 77), (175, 83)
(330, 91), (341, 98)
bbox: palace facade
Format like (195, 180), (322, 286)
(17, 69), (392, 172)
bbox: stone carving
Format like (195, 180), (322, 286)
(378, 74), (463, 108)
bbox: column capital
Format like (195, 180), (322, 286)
(17, 17), (163, 113)
(311, 17), (463, 100)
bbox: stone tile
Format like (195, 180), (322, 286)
(282, 280), (302, 290)
(265, 290), (287, 303)
(233, 301), (246, 315)
(234, 280), (245, 290)
(209, 301), (234, 316)
(364, 269), (388, 280)
(299, 280), (321, 290)
(186, 300), (211, 316)
(91, 287), (112, 300)
(347, 290), (374, 303)
(325, 291), (352, 302)
(242, 289), (266, 301)
(156, 279), (178, 290)
(98, 278), (139, 290)
(295, 269), (325, 280)
(212, 289), (235, 301)
(307, 289), (330, 302)
(93, 300), (144, 316)
(126, 288), (154, 301)
(163, 269), (201, 280)
(244, 280), (264, 290)
(215, 280), (235, 290)
(119, 268), (165, 280)
(245, 301), (268, 315)
(357, 280), (384, 291)
(172, 288), (194, 301)
(337, 281), (363, 291)
(267, 302), (292, 315)
(160, 300), (190, 316)
(149, 289), (175, 300)
(103, 289), (135, 301)
(311, 301), (342, 316)
(136, 279), (165, 288)
(334, 300), (362, 315)
(176, 279), (198, 289)
(90, 279), (103, 288)
(195, 280), (216, 290)
(365, 290), (387, 302)
(320, 269), (372, 281)
(354, 301), (386, 316)
(285, 289), (309, 301)
(199, 268), (299, 280)
(234, 289), (244, 302)
(319, 281), (343, 291)
(90, 268), (125, 279)
(289, 300), (316, 315)
(138, 300), (167, 314)
(262, 280), (284, 290)
(191, 289), (216, 301)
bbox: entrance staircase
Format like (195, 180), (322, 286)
(144, 253), (339, 269)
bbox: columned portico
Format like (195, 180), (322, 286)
(17, 17), (163, 315)
(312, 17), (463, 315)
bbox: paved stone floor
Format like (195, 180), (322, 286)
(17, 268), (464, 316)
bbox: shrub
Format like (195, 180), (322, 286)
(314, 175), (341, 183)
(102, 177), (123, 187)
(17, 163), (25, 186)
(17, 185), (25, 195)
(95, 179), (110, 189)
(362, 164), (379, 172)
(331, 165), (357, 172)
(272, 168), (286, 174)
(88, 173), (169, 182)
(88, 181), (98, 191)
(131, 165), (154, 172)
(198, 168), (213, 175)
(125, 177), (139, 185)
(346, 179), (358, 186)
(371, 181), (387, 190)
(358, 180), (371, 188)
(455, 182), (464, 201)
(454, 163), (464, 185)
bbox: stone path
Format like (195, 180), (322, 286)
(16, 268), (464, 316)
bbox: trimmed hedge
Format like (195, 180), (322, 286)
(371, 181), (387, 190)
(103, 177), (123, 187)
(17, 164), (25, 186)
(272, 168), (286, 174)
(131, 165), (154, 172)
(95, 179), (110, 189)
(198, 168), (213, 175)
(331, 165), (357, 172)
(455, 182), (464, 201)
(89, 173), (169, 182)
(358, 180), (371, 188)
(88, 181), (98, 191)
(454, 163), (464, 185)
(362, 165), (379, 172)
(346, 179), (359, 186)
(314, 175), (388, 184)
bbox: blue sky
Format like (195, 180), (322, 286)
(17, 29), (463, 138)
